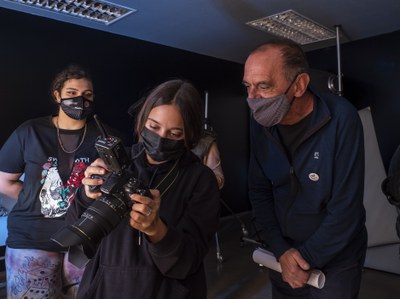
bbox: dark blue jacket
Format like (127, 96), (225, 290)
(248, 87), (367, 269)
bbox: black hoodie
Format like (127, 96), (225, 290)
(67, 143), (220, 299)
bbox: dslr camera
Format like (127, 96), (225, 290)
(51, 115), (151, 261)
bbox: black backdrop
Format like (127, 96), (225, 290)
(0, 8), (250, 214)
(307, 30), (400, 171)
(1, 6), (400, 214)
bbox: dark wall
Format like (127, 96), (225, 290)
(2, 6), (399, 215)
(307, 30), (400, 171)
(0, 8), (250, 214)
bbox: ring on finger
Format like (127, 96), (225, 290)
(146, 208), (152, 216)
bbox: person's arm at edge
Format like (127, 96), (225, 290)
(204, 142), (225, 189)
(0, 171), (23, 200)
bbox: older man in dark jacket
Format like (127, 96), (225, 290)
(243, 38), (367, 299)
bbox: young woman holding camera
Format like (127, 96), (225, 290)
(67, 79), (220, 299)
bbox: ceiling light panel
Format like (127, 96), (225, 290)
(246, 9), (335, 45)
(6, 0), (136, 25)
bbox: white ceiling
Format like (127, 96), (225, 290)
(1, 0), (400, 63)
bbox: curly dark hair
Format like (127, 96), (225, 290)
(50, 64), (93, 102)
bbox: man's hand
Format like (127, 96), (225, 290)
(279, 248), (310, 288)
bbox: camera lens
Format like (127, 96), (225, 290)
(51, 171), (151, 263)
(82, 195), (128, 234)
(51, 193), (130, 258)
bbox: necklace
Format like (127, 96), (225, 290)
(154, 158), (180, 198)
(56, 117), (87, 154)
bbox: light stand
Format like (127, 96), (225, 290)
(202, 91), (255, 262)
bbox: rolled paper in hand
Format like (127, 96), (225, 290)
(252, 247), (325, 289)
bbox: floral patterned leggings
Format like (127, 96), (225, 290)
(5, 247), (84, 299)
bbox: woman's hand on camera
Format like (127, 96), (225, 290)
(82, 158), (109, 199)
(129, 189), (168, 243)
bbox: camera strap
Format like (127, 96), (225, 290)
(153, 158), (180, 197)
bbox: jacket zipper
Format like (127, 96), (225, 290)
(283, 116), (331, 236)
(264, 115), (332, 237)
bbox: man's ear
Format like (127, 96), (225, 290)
(294, 73), (310, 97)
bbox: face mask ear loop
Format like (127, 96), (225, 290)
(284, 74), (300, 106)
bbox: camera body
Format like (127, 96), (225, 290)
(88, 131), (130, 193)
(51, 115), (151, 261)
(94, 129), (152, 206)
(95, 134), (130, 191)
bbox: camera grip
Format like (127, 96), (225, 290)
(123, 178), (152, 200)
(88, 174), (103, 192)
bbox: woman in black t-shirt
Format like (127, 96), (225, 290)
(0, 65), (100, 298)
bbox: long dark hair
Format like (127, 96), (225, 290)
(135, 79), (203, 149)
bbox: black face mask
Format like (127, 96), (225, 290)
(60, 96), (94, 120)
(141, 127), (185, 162)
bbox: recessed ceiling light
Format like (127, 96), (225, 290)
(6, 0), (136, 25)
(246, 9), (336, 45)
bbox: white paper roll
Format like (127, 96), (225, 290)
(252, 248), (325, 289)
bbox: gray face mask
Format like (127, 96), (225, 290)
(246, 76), (297, 127)
(247, 94), (291, 127)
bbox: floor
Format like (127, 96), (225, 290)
(205, 212), (400, 299)
(0, 213), (399, 298)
